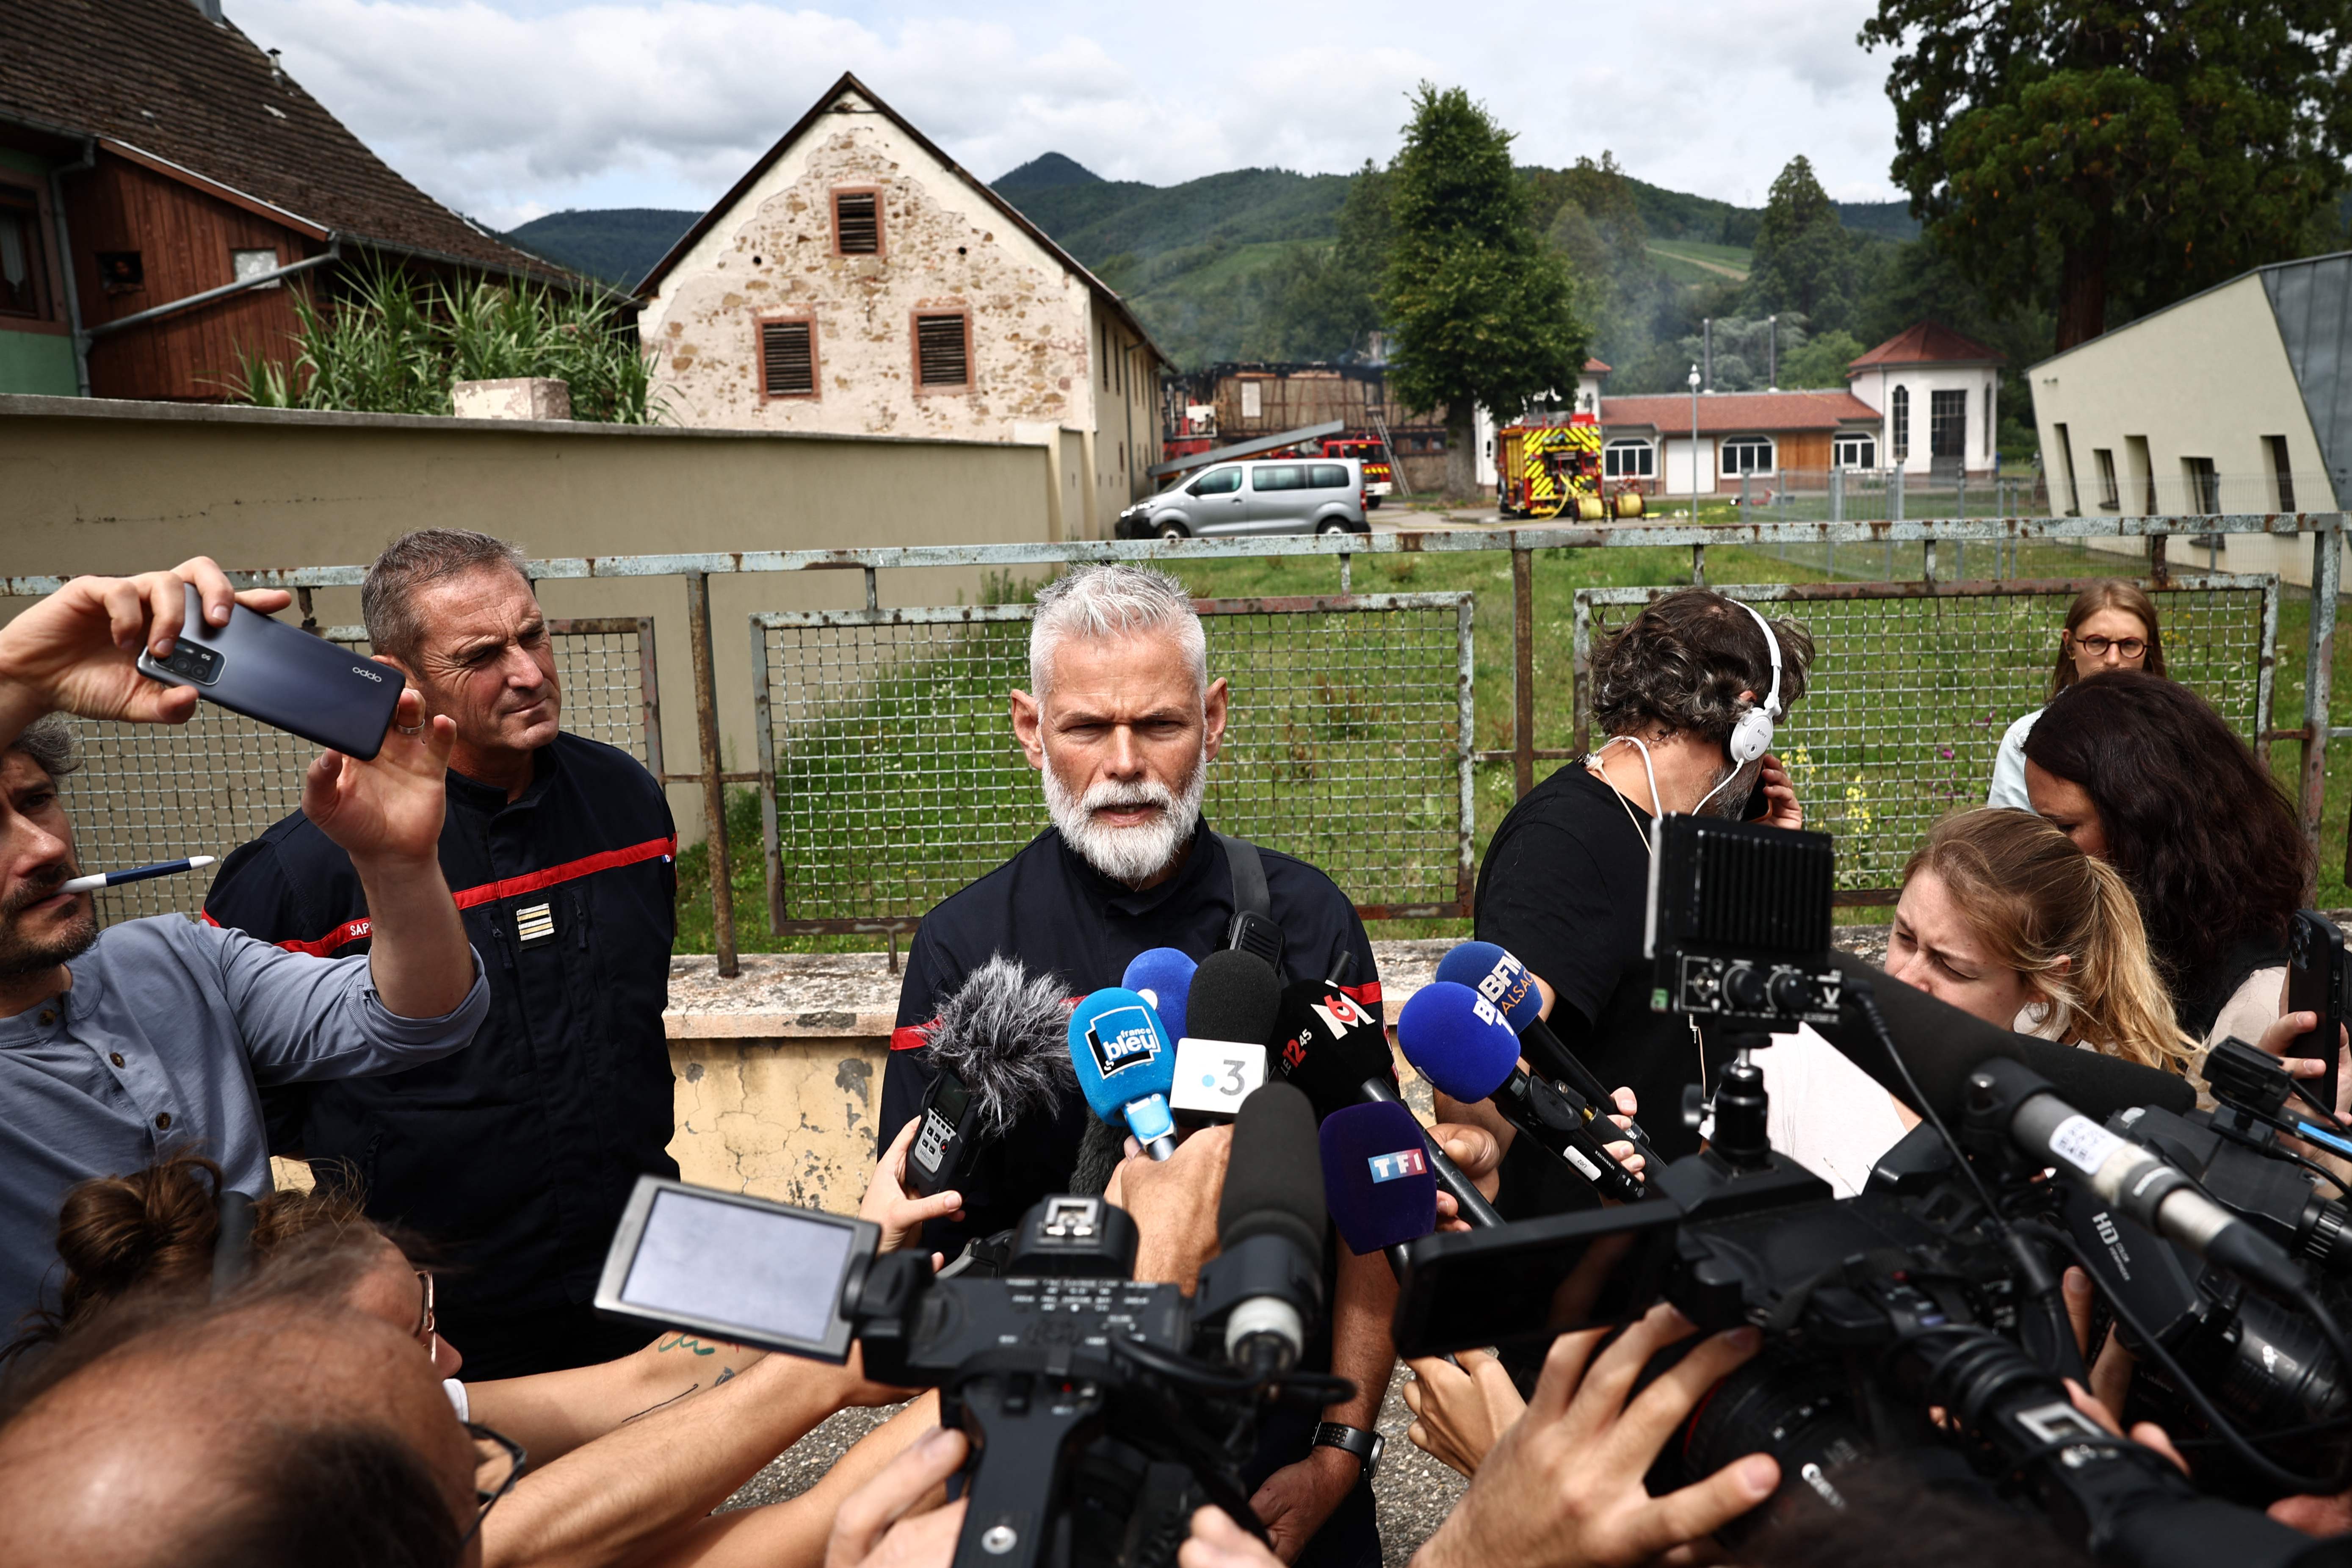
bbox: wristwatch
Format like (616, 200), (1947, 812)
(1310, 1420), (1385, 1483)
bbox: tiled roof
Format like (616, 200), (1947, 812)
(2, 0), (563, 280)
(1585, 357), (1611, 373)
(1849, 321), (2004, 369)
(1600, 389), (1881, 435)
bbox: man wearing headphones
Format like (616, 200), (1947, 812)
(1446, 589), (1816, 1211)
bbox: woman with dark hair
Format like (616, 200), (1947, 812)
(1988, 580), (2167, 810)
(2022, 669), (2309, 1043)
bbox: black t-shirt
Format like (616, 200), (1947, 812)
(1475, 763), (1728, 1166)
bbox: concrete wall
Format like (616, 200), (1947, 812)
(0, 393), (1059, 842)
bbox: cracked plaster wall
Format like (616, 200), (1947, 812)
(668, 1036), (888, 1213)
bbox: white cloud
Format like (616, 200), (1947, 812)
(226, 0), (1907, 230)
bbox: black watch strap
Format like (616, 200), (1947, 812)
(1311, 1421), (1383, 1482)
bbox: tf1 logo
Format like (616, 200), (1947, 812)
(1366, 1148), (1428, 1184)
(1085, 1006), (1162, 1079)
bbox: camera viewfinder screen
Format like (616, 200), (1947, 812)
(621, 1189), (855, 1346)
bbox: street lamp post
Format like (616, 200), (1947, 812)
(1688, 364), (1701, 522)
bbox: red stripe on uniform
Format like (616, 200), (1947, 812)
(259, 835), (677, 957)
(892, 994), (1084, 1052)
(1340, 980), (1382, 1008)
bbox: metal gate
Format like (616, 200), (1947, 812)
(750, 593), (1476, 933)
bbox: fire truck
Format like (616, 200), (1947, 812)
(1495, 415), (1646, 520)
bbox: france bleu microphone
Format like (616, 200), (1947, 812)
(1319, 1100), (1439, 1270)
(905, 957), (1077, 1199)
(1123, 947), (1198, 1043)
(1435, 941), (1661, 1167)
(1396, 981), (1645, 1204)
(1068, 987), (1180, 1160)
(1269, 977), (1503, 1228)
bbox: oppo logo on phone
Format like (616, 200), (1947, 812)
(351, 665), (384, 683)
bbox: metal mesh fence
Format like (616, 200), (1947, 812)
(64, 619), (659, 925)
(1573, 577), (2278, 896)
(752, 595), (1474, 930)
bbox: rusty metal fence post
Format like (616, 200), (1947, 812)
(1512, 545), (1535, 799)
(2305, 519), (2341, 894)
(682, 571), (738, 976)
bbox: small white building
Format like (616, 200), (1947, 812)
(1844, 323), (2005, 478)
(634, 72), (1166, 539)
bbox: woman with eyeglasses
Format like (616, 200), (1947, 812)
(1987, 581), (2166, 811)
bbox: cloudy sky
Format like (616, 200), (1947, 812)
(228, 0), (1907, 231)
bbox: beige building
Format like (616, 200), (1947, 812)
(635, 72), (1166, 540)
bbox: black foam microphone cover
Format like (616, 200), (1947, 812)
(1271, 979), (1396, 1116)
(1217, 1081), (1326, 1259)
(1189, 949), (1283, 1043)
(1822, 953), (2196, 1123)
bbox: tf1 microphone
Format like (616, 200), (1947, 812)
(1319, 1100), (1438, 1270)
(1195, 1081), (1327, 1376)
(1122, 947), (1198, 1042)
(1817, 953), (2196, 1125)
(1396, 981), (1645, 1204)
(1171, 949), (1282, 1119)
(906, 956), (1078, 1198)
(1973, 1056), (2308, 1297)
(1270, 978), (1503, 1228)
(1067, 987), (1179, 1161)
(1433, 941), (1661, 1168)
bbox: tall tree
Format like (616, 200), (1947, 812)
(1745, 156), (1857, 331)
(1863, 0), (2352, 349)
(1384, 85), (1585, 496)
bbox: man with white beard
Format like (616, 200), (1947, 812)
(878, 564), (1384, 1568)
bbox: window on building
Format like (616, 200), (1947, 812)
(1983, 384), (1995, 456)
(2093, 449), (2118, 509)
(231, 248), (280, 287)
(2125, 436), (2153, 513)
(1603, 439), (1655, 479)
(1929, 388), (1966, 459)
(1189, 467), (1242, 496)
(760, 318), (817, 398)
(0, 188), (49, 318)
(97, 250), (143, 292)
(2267, 435), (2297, 512)
(1252, 464), (1303, 492)
(2054, 423), (2081, 516)
(1832, 432), (1877, 469)
(1720, 435), (1774, 475)
(2183, 456), (2220, 514)
(832, 191), (881, 255)
(1240, 380), (1263, 419)
(1890, 385), (1910, 459)
(913, 312), (969, 389)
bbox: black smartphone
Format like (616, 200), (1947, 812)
(1391, 1200), (1681, 1358)
(2287, 910), (2347, 1118)
(136, 584), (404, 760)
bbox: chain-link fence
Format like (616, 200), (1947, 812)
(1571, 576), (2280, 898)
(63, 618), (661, 925)
(750, 595), (1474, 932)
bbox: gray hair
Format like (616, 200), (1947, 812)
(361, 529), (533, 664)
(1028, 564), (1206, 700)
(8, 715), (81, 781)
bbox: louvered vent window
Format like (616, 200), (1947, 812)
(834, 191), (879, 254)
(915, 313), (968, 387)
(761, 320), (815, 396)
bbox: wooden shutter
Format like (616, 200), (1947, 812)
(761, 320), (815, 396)
(915, 313), (968, 387)
(834, 191), (879, 254)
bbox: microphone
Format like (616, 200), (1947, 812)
(1270, 978), (1503, 1228)
(1067, 987), (1180, 1161)
(1319, 1101), (1439, 1272)
(1396, 981), (1645, 1204)
(905, 957), (1078, 1199)
(1196, 1082), (1327, 1376)
(1974, 1056), (2308, 1296)
(1816, 954), (2196, 1124)
(1122, 947), (1198, 1042)
(1171, 949), (1282, 1118)
(1433, 941), (1661, 1167)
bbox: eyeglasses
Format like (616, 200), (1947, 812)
(457, 1421), (527, 1546)
(2068, 633), (2148, 660)
(414, 1270), (439, 1364)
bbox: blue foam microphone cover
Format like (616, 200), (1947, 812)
(1122, 947), (1198, 1042)
(1068, 987), (1177, 1140)
(1396, 982), (1521, 1104)
(1319, 1101), (1439, 1255)
(1434, 941), (1545, 1035)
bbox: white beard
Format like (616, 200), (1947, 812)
(1044, 750), (1208, 886)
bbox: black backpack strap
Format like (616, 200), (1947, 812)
(1216, 832), (1285, 972)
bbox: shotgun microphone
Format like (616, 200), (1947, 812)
(1196, 1083), (1327, 1376)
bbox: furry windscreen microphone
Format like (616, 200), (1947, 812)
(1123, 947), (1199, 1043)
(1320, 1101), (1438, 1255)
(905, 957), (1075, 1199)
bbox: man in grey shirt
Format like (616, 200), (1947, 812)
(0, 557), (489, 1327)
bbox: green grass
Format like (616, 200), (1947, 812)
(1644, 240), (1752, 283)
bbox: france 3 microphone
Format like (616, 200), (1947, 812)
(1396, 981), (1646, 1204)
(904, 957), (1078, 1200)
(1270, 976), (1504, 1228)
(1318, 1100), (1439, 1276)
(1169, 950), (1282, 1121)
(1069, 987), (1181, 1159)
(1435, 941), (1661, 1169)
(1122, 946), (1197, 1044)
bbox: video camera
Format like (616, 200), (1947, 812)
(591, 1083), (1346, 1568)
(1396, 815), (2352, 1567)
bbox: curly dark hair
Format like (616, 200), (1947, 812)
(2022, 670), (2307, 1004)
(1589, 589), (1815, 747)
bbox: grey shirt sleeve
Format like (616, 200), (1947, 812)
(193, 921), (492, 1086)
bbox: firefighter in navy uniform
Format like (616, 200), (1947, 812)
(205, 531), (680, 1380)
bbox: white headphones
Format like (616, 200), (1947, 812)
(1724, 600), (1785, 766)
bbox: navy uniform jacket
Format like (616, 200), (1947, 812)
(879, 821), (1380, 1255)
(203, 732), (679, 1325)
